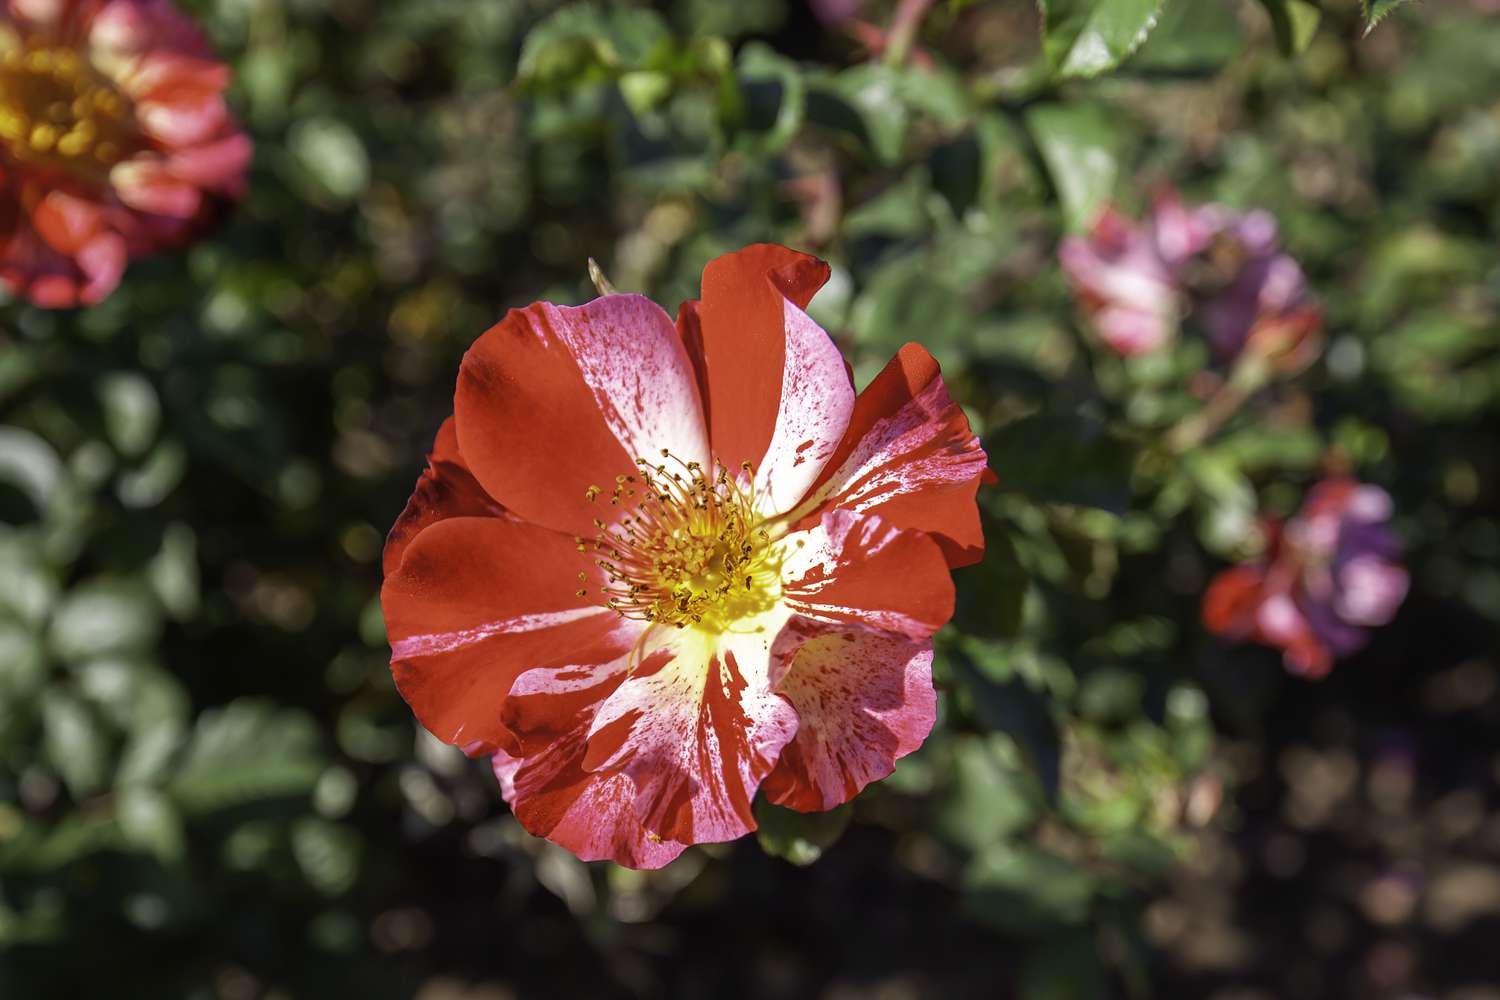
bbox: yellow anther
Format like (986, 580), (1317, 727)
(0, 42), (135, 170)
(28, 123), (57, 151)
(579, 449), (780, 632)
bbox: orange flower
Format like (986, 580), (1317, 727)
(382, 246), (989, 867)
(0, 0), (250, 307)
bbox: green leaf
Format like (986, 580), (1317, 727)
(170, 700), (325, 814)
(0, 813), (119, 874)
(1129, 0), (1243, 73)
(147, 523), (200, 622)
(0, 529), (57, 626)
(731, 42), (806, 155)
(41, 690), (110, 800)
(116, 441), (185, 510)
(964, 842), (1096, 932)
(984, 412), (1137, 512)
(753, 799), (852, 866)
(291, 818), (362, 897)
(47, 578), (161, 663)
(97, 373), (160, 459)
(116, 787), (185, 864)
(1038, 0), (1167, 79)
(1363, 0), (1419, 34)
(936, 734), (1043, 850)
(826, 64), (909, 165)
(0, 426), (62, 513)
(1257, 0), (1321, 55)
(517, 3), (670, 92)
(1025, 102), (1123, 233)
(1076, 667), (1144, 724)
(286, 118), (370, 206)
(0, 622), (44, 697)
(951, 653), (1063, 803)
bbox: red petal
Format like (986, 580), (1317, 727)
(383, 417), (508, 577)
(762, 618), (935, 812)
(111, 159), (204, 219)
(75, 232), (127, 305)
(380, 516), (633, 756)
(697, 245), (839, 494)
(31, 192), (105, 255)
(168, 134), (253, 193)
(791, 344), (988, 567)
(781, 510), (955, 640)
(1201, 565), (1266, 638)
(454, 294), (708, 537)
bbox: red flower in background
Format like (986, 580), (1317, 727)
(0, 0), (251, 307)
(1060, 192), (1321, 368)
(382, 245), (988, 868)
(1203, 478), (1409, 678)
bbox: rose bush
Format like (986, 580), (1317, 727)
(1, 1), (1494, 997)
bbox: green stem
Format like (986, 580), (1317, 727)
(1164, 352), (1272, 454)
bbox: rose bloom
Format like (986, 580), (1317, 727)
(382, 245), (988, 867)
(0, 0), (251, 308)
(1203, 478), (1409, 679)
(1060, 192), (1321, 366)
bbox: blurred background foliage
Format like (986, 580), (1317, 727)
(2, 0), (1499, 997)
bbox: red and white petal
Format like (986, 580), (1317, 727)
(752, 295), (855, 515)
(695, 245), (852, 511)
(137, 92), (229, 147)
(0, 214), (92, 308)
(455, 295), (709, 538)
(380, 516), (636, 756)
(1094, 304), (1174, 356)
(494, 659), (689, 869)
(790, 344), (987, 567)
(7, 0), (65, 27)
(74, 230), (127, 305)
(166, 133), (253, 193)
(493, 748), (687, 870)
(110, 158), (204, 219)
(780, 510), (955, 641)
(89, 0), (215, 59)
(761, 618), (935, 812)
(580, 625), (798, 846)
(383, 417), (509, 577)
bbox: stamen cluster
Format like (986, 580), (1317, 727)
(577, 450), (780, 631)
(0, 44), (134, 173)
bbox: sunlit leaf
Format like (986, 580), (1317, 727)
(1362, 0), (1419, 34)
(1025, 102), (1123, 233)
(1257, 0), (1321, 55)
(170, 701), (325, 814)
(97, 373), (160, 459)
(1038, 0), (1166, 79)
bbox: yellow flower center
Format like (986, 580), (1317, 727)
(579, 450), (782, 633)
(0, 42), (135, 173)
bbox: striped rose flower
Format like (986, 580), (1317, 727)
(0, 0), (250, 307)
(382, 245), (989, 867)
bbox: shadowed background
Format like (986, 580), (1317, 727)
(2, 1), (1499, 997)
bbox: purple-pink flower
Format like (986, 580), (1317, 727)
(1060, 192), (1322, 367)
(1203, 478), (1409, 679)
